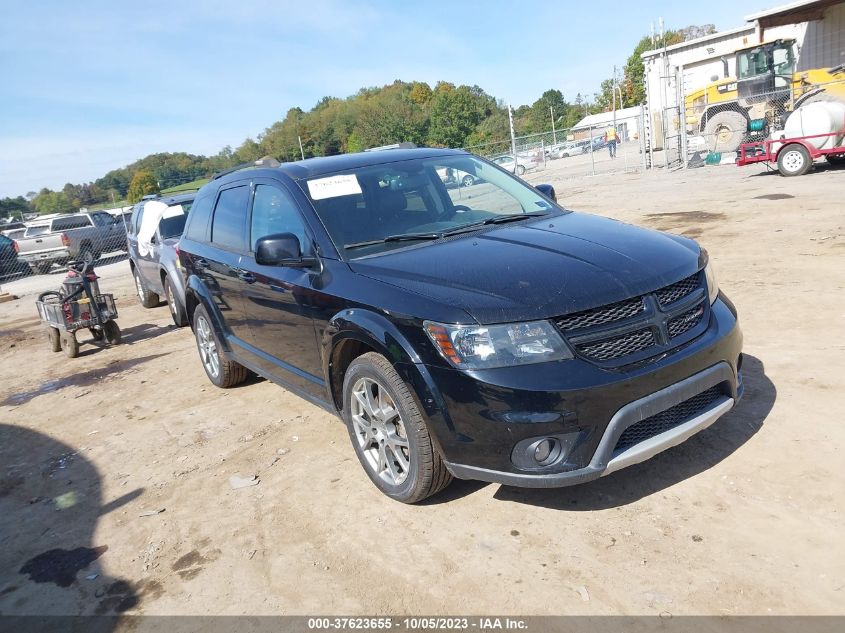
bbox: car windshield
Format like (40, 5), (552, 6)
(301, 154), (562, 257)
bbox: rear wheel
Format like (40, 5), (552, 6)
(461, 174), (475, 187)
(777, 144), (812, 177)
(342, 352), (452, 503)
(47, 327), (61, 352)
(79, 245), (95, 265)
(164, 276), (187, 327)
(60, 331), (79, 358)
(192, 304), (248, 388)
(31, 262), (52, 275)
(516, 165), (526, 175)
(133, 266), (159, 308)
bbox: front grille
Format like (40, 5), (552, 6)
(576, 328), (655, 361)
(613, 386), (724, 453)
(655, 274), (699, 306)
(556, 297), (644, 331)
(668, 303), (705, 338)
(554, 272), (706, 365)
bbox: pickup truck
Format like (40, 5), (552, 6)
(15, 212), (128, 274)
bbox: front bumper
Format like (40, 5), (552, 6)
(421, 298), (743, 488)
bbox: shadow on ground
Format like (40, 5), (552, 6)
(0, 424), (146, 618)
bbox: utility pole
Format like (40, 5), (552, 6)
(298, 136), (305, 161)
(550, 105), (557, 145)
(612, 65), (618, 132)
(508, 104), (518, 174)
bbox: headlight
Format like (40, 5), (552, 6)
(424, 320), (573, 370)
(704, 259), (719, 304)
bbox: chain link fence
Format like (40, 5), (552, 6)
(462, 109), (648, 181)
(680, 76), (845, 168)
(0, 205), (136, 286)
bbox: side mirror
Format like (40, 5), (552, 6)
(255, 233), (316, 268)
(535, 183), (557, 202)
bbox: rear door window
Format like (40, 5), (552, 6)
(211, 185), (249, 252)
(184, 193), (213, 242)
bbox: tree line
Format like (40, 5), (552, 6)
(0, 25), (712, 219)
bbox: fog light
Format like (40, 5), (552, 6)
(534, 439), (555, 463)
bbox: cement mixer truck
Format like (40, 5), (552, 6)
(736, 100), (845, 176)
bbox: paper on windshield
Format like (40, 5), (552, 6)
(307, 174), (362, 200)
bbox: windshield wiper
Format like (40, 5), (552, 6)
(440, 212), (550, 236)
(344, 232), (442, 250)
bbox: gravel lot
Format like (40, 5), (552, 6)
(1, 162), (843, 616)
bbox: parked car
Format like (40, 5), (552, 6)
(15, 212), (128, 274)
(179, 148), (742, 504)
(589, 136), (608, 152)
(126, 193), (194, 326)
(0, 234), (29, 278)
(489, 153), (540, 175)
(436, 167), (479, 187)
(553, 140), (590, 158)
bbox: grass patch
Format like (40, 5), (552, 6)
(161, 178), (209, 194)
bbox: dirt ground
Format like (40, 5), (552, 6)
(1, 162), (843, 617)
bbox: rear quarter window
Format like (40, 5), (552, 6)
(183, 192), (214, 243)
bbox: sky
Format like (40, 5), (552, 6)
(0, 0), (775, 197)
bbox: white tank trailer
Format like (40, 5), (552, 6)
(772, 101), (845, 151)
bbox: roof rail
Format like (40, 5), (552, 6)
(363, 142), (417, 152)
(211, 156), (281, 181)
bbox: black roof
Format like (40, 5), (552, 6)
(209, 148), (469, 189)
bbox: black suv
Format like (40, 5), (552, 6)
(179, 148), (743, 503)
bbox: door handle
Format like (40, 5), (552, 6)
(237, 269), (256, 284)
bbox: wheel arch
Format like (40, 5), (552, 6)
(184, 274), (230, 350)
(323, 309), (453, 437)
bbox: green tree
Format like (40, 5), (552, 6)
(0, 196), (31, 219)
(428, 85), (483, 147)
(126, 170), (159, 203)
(32, 190), (74, 215)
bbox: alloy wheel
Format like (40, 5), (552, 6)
(196, 315), (220, 378)
(349, 377), (411, 486)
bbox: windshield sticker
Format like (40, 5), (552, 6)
(307, 174), (362, 200)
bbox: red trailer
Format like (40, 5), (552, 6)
(737, 130), (845, 177)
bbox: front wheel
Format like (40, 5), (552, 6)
(516, 165), (526, 175)
(461, 174), (475, 187)
(342, 352), (452, 503)
(47, 327), (62, 353)
(103, 320), (121, 345)
(778, 144), (812, 177)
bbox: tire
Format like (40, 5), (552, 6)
(164, 275), (188, 327)
(47, 327), (62, 353)
(516, 165), (526, 175)
(133, 266), (159, 308)
(79, 245), (95, 265)
(342, 352), (452, 503)
(60, 331), (79, 358)
(31, 262), (52, 275)
(777, 144), (812, 177)
(461, 174), (475, 187)
(192, 304), (248, 388)
(702, 110), (748, 153)
(103, 320), (121, 345)
(825, 154), (845, 166)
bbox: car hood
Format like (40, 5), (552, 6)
(349, 212), (701, 324)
